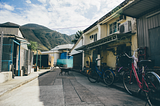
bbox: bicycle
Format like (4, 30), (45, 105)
(87, 58), (115, 86)
(122, 49), (160, 106)
(113, 54), (131, 83)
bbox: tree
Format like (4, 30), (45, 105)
(72, 30), (83, 44)
(27, 41), (38, 51)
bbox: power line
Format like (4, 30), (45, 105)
(52, 25), (90, 30)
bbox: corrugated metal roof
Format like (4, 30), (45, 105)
(122, 0), (160, 18)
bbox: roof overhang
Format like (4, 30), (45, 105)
(121, 0), (160, 18)
(15, 36), (30, 45)
(76, 33), (135, 50)
(70, 50), (83, 56)
(0, 34), (30, 45)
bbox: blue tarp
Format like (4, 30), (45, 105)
(60, 52), (73, 59)
(60, 52), (67, 59)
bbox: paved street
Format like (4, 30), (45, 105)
(0, 68), (147, 106)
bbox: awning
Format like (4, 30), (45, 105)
(70, 49), (83, 56)
(121, 0), (160, 18)
(15, 36), (30, 45)
(76, 33), (135, 50)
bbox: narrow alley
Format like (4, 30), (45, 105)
(0, 68), (147, 106)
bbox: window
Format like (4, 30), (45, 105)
(109, 21), (120, 34)
(109, 24), (112, 34)
(94, 34), (97, 41)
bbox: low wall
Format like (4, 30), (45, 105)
(0, 71), (12, 83)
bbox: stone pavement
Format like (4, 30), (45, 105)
(0, 69), (50, 97)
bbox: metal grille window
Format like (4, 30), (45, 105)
(109, 21), (120, 34)
(113, 22), (117, 32)
(94, 34), (97, 41)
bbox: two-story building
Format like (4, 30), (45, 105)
(76, 0), (137, 70)
(121, 0), (160, 73)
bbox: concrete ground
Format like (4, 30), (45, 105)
(0, 68), (150, 106)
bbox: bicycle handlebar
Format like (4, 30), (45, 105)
(124, 48), (139, 60)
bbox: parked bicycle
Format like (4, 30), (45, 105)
(113, 53), (131, 83)
(122, 49), (160, 106)
(87, 58), (114, 86)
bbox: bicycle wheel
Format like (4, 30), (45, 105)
(145, 72), (160, 106)
(87, 69), (98, 83)
(103, 69), (114, 86)
(123, 70), (138, 95)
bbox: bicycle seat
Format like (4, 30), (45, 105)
(139, 60), (152, 66)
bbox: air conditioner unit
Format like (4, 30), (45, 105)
(119, 21), (132, 33)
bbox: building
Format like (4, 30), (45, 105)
(76, 0), (137, 70)
(39, 44), (74, 68)
(0, 22), (32, 83)
(33, 50), (54, 69)
(51, 44), (74, 68)
(120, 0), (160, 75)
(70, 36), (83, 70)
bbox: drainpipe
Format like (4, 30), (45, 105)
(40, 54), (41, 70)
(36, 50), (38, 70)
(18, 45), (20, 76)
(0, 31), (3, 72)
(13, 40), (21, 76)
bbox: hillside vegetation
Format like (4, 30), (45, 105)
(20, 24), (75, 51)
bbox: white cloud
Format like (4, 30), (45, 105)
(0, 0), (125, 35)
(0, 10), (27, 25)
(38, 0), (46, 4)
(0, 3), (14, 11)
(26, 0), (31, 4)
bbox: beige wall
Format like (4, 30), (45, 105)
(100, 24), (107, 39)
(84, 28), (98, 45)
(82, 16), (138, 69)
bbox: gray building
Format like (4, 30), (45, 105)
(121, 0), (160, 68)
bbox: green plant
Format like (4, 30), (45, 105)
(72, 30), (83, 44)
(28, 41), (38, 51)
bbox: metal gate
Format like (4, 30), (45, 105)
(149, 26), (160, 66)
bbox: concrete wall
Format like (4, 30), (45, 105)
(0, 72), (12, 83)
(53, 53), (59, 65)
(0, 28), (18, 35)
(0, 28), (23, 38)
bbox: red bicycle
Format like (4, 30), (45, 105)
(123, 49), (160, 106)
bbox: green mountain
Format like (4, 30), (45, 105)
(20, 24), (75, 51)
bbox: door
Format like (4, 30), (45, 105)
(149, 27), (160, 66)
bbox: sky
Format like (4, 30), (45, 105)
(0, 0), (124, 35)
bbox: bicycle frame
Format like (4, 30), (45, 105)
(131, 63), (150, 92)
(95, 65), (104, 78)
(125, 49), (152, 92)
